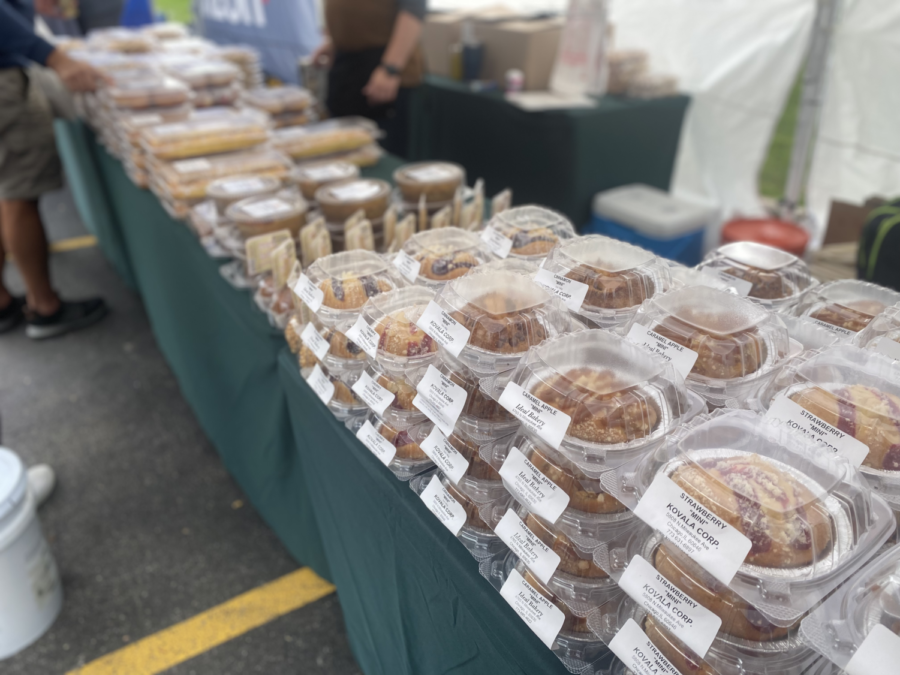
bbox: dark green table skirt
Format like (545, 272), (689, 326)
(409, 76), (690, 226)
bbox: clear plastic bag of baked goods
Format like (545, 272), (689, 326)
(297, 250), (404, 327)
(139, 111), (270, 160)
(243, 86), (313, 114)
(191, 83), (242, 108)
(346, 412), (435, 480)
(151, 148), (292, 187)
(482, 550), (624, 672)
(539, 235), (673, 331)
(410, 469), (510, 559)
(480, 205), (577, 261)
(104, 74), (192, 110)
(165, 60), (241, 88)
(315, 178), (392, 223)
(290, 161), (359, 201)
(206, 174), (281, 214)
(225, 193), (307, 239)
(855, 303), (900, 362)
(750, 344), (900, 505)
(393, 161), (466, 207)
(800, 543), (900, 675)
(626, 285), (792, 407)
(696, 241), (818, 313)
(394, 227), (493, 288)
(600, 409), (895, 627)
(484, 330), (694, 475)
(794, 279), (900, 340)
(269, 117), (380, 160)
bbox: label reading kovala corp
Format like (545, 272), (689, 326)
(419, 474), (467, 536)
(412, 365), (467, 436)
(307, 364), (335, 405)
(293, 274), (324, 313)
(480, 226), (513, 259)
(499, 447), (570, 524)
(533, 268), (589, 312)
(344, 315), (380, 360)
(392, 250), (421, 283)
(415, 301), (470, 358)
(351, 371), (395, 416)
(498, 382), (571, 450)
(356, 419), (397, 466)
(610, 618), (683, 675)
(715, 272), (754, 296)
(419, 426), (469, 485)
(494, 509), (561, 585)
(618, 555), (722, 657)
(625, 324), (699, 380)
(634, 474), (751, 586)
(499, 568), (565, 649)
(300, 322), (330, 361)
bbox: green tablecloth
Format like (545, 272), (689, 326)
(409, 76), (690, 226)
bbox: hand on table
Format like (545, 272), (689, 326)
(311, 38), (334, 68)
(363, 66), (400, 106)
(46, 50), (104, 93)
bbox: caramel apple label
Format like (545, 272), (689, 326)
(300, 322), (330, 362)
(344, 316), (379, 360)
(480, 226), (513, 259)
(415, 301), (471, 358)
(619, 555), (722, 657)
(626, 324), (699, 380)
(533, 268), (589, 312)
(634, 475), (751, 586)
(498, 382), (571, 450)
(499, 447), (570, 524)
(499, 568), (565, 649)
(292, 273), (324, 313)
(494, 509), (561, 585)
(356, 419), (397, 467)
(412, 365), (467, 437)
(420, 427), (469, 486)
(351, 371), (395, 417)
(810, 318), (855, 337)
(307, 364), (335, 405)
(845, 624), (900, 675)
(419, 474), (466, 536)
(392, 250), (422, 283)
(610, 618), (682, 675)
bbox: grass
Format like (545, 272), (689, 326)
(153, 0), (192, 24)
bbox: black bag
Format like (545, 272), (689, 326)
(857, 198), (900, 292)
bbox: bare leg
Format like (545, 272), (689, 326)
(0, 199), (60, 316)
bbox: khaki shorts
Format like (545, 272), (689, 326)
(0, 68), (62, 201)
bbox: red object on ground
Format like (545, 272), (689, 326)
(721, 218), (810, 257)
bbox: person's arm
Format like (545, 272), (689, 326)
(0, 2), (56, 65)
(362, 8), (423, 105)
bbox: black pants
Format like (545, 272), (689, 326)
(327, 48), (413, 158)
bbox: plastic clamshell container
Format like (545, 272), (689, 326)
(315, 178), (391, 222)
(302, 359), (367, 419)
(485, 205), (577, 260)
(614, 410), (895, 626)
(359, 286), (439, 374)
(303, 250), (403, 327)
(399, 227), (494, 288)
(298, 322), (369, 371)
(542, 235), (673, 330)
(191, 84), (242, 108)
(225, 194), (307, 238)
(435, 269), (572, 374)
(243, 86), (313, 114)
(409, 423), (509, 483)
(362, 361), (427, 426)
(105, 75), (191, 109)
(270, 117), (379, 160)
(206, 174), (281, 214)
(393, 162), (465, 204)
(800, 543), (900, 673)
(630, 285), (792, 404)
(118, 104), (192, 141)
(152, 148), (292, 187)
(795, 279), (900, 338)
(667, 261), (736, 292)
(697, 241), (817, 312)
(855, 303), (900, 360)
(166, 60), (241, 88)
(780, 314), (841, 356)
(290, 161), (359, 201)
(140, 112), (270, 160)
(358, 412), (434, 478)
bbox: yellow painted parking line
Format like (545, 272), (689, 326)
(50, 235), (98, 253)
(67, 568), (335, 675)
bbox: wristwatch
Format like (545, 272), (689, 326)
(380, 63), (401, 78)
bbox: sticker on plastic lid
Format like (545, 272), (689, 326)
(307, 364), (334, 405)
(329, 182), (380, 202)
(300, 322), (330, 361)
(610, 618), (682, 675)
(415, 301), (470, 358)
(811, 318), (856, 337)
(419, 474), (466, 536)
(499, 446), (570, 524)
(241, 198), (293, 220)
(407, 165), (456, 183)
(499, 568), (565, 649)
(498, 382), (571, 451)
(494, 509), (560, 585)
(533, 268), (589, 312)
(356, 419), (396, 467)
(634, 474), (752, 586)
(845, 624), (900, 675)
(351, 371), (395, 416)
(392, 250), (422, 283)
(173, 158), (212, 174)
(480, 226), (513, 259)
(619, 555), (722, 658)
(875, 337), (900, 361)
(130, 113), (163, 126)
(765, 395), (870, 468)
(419, 426), (468, 485)
(303, 164), (350, 181)
(625, 324), (699, 380)
(218, 177), (269, 195)
(344, 316), (379, 360)
(713, 271), (753, 297)
(412, 364), (467, 437)
(292, 274), (324, 312)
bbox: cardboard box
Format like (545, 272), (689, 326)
(478, 18), (564, 91)
(824, 197), (886, 245)
(422, 7), (522, 78)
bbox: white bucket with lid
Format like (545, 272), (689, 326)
(0, 448), (63, 659)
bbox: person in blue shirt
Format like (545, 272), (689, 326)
(0, 0), (109, 339)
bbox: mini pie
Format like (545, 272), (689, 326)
(525, 513), (609, 578)
(653, 317), (765, 380)
(643, 615), (715, 675)
(722, 265), (791, 300)
(324, 327), (367, 360)
(285, 318), (303, 354)
(810, 300), (886, 333)
(299, 343), (317, 369)
(447, 432), (501, 481)
(374, 307), (438, 358)
(376, 420), (427, 460)
(394, 162), (464, 204)
(669, 453), (832, 568)
(452, 292), (548, 354)
(445, 480), (492, 532)
(319, 272), (394, 310)
(416, 249), (480, 281)
(522, 569), (591, 634)
(375, 372), (417, 411)
(789, 384), (900, 471)
(508, 227), (559, 257)
(444, 365), (514, 423)
(566, 266), (651, 310)
(331, 378), (358, 406)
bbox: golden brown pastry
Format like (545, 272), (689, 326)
(452, 292), (548, 354)
(416, 250), (480, 281)
(445, 480), (492, 531)
(789, 384), (900, 471)
(299, 343), (317, 368)
(522, 569), (591, 634)
(810, 300), (886, 333)
(525, 443), (627, 514)
(376, 372), (418, 411)
(670, 453), (832, 568)
(374, 308), (438, 358)
(447, 432), (501, 481)
(653, 317), (764, 380)
(643, 615), (715, 675)
(525, 513), (609, 578)
(444, 364), (514, 423)
(566, 266), (651, 310)
(377, 420), (427, 460)
(324, 327), (367, 360)
(507, 227), (559, 257)
(332, 378), (357, 405)
(722, 266), (791, 300)
(319, 273), (393, 310)
(285, 318), (303, 354)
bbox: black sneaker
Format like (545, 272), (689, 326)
(0, 296), (25, 334)
(26, 298), (108, 340)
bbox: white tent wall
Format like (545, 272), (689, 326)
(806, 0), (900, 246)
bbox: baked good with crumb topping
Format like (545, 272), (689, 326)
(319, 273), (394, 310)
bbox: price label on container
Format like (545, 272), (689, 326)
(419, 426), (469, 485)
(845, 624), (900, 675)
(307, 364), (334, 405)
(419, 474), (467, 536)
(131, 113), (163, 126)
(494, 509), (561, 585)
(218, 177), (269, 195)
(415, 301), (470, 358)
(498, 382), (571, 450)
(625, 324), (699, 380)
(292, 273), (324, 313)
(407, 165), (456, 182)
(241, 198), (293, 220)
(351, 371), (395, 416)
(304, 164), (349, 181)
(634, 474), (751, 586)
(344, 316), (380, 360)
(875, 338), (900, 361)
(172, 158), (212, 174)
(713, 272), (754, 296)
(480, 226), (513, 259)
(412, 365), (467, 437)
(330, 182), (380, 201)
(533, 268), (589, 312)
(392, 250), (421, 283)
(356, 419), (396, 467)
(810, 318), (856, 338)
(499, 568), (565, 649)
(765, 395), (870, 468)
(300, 322), (330, 361)
(610, 618), (683, 675)
(499, 447), (570, 524)
(619, 555), (722, 657)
